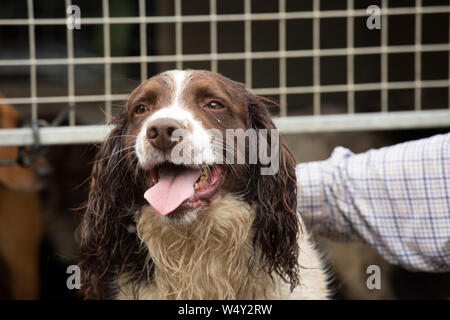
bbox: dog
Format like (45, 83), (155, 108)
(0, 94), (52, 299)
(79, 70), (329, 299)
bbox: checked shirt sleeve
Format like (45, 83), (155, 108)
(296, 133), (450, 272)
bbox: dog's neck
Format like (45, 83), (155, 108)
(134, 194), (275, 299)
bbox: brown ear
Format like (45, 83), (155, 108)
(246, 95), (300, 291)
(78, 113), (150, 299)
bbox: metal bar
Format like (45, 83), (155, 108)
(0, 125), (111, 146)
(27, 0), (37, 123)
(279, 0), (287, 116)
(2, 6), (450, 25)
(252, 79), (450, 95)
(139, 0), (148, 82)
(0, 94), (128, 105)
(175, 0), (183, 69)
(415, 0), (422, 111)
(66, 0), (76, 126)
(275, 110), (450, 134)
(244, 0), (252, 88)
(102, 0), (112, 121)
(2, 79), (449, 105)
(1, 110), (450, 146)
(2, 44), (449, 67)
(381, 0), (388, 112)
(313, 0), (320, 115)
(347, 0), (355, 114)
(210, 0), (218, 72)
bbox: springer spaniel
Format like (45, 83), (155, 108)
(79, 70), (329, 300)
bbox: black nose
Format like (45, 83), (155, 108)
(146, 118), (184, 151)
(34, 163), (53, 180)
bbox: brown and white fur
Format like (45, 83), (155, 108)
(79, 70), (329, 300)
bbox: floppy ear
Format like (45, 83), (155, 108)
(246, 95), (300, 291)
(78, 112), (150, 299)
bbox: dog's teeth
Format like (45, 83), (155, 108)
(198, 171), (208, 182)
(199, 169), (209, 182)
(194, 183), (199, 190)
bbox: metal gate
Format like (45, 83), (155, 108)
(0, 0), (449, 147)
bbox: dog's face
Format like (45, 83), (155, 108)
(123, 70), (257, 222)
(80, 70), (299, 299)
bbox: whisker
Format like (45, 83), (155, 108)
(103, 134), (138, 141)
(105, 151), (135, 183)
(212, 150), (239, 177)
(210, 140), (252, 173)
(92, 146), (135, 164)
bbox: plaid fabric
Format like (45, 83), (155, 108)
(296, 133), (450, 272)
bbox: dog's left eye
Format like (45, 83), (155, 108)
(203, 101), (223, 110)
(135, 105), (149, 114)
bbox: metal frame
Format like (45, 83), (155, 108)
(1, 109), (449, 147)
(0, 1), (449, 146)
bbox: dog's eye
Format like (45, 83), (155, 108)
(203, 101), (223, 110)
(135, 105), (149, 115)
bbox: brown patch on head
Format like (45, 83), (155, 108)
(122, 75), (170, 146)
(179, 70), (248, 132)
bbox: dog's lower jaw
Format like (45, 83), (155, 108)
(159, 190), (226, 226)
(117, 194), (329, 300)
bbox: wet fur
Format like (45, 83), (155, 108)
(117, 194), (328, 299)
(78, 70), (329, 299)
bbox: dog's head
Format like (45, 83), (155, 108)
(79, 70), (299, 298)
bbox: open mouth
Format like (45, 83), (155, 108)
(144, 163), (225, 217)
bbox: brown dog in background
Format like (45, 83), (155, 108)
(0, 93), (52, 299)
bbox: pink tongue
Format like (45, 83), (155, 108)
(144, 167), (202, 216)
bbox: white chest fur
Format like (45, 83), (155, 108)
(117, 194), (329, 300)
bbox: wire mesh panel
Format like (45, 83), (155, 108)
(0, 0), (449, 146)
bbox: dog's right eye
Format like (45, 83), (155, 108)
(203, 100), (224, 110)
(135, 105), (149, 115)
